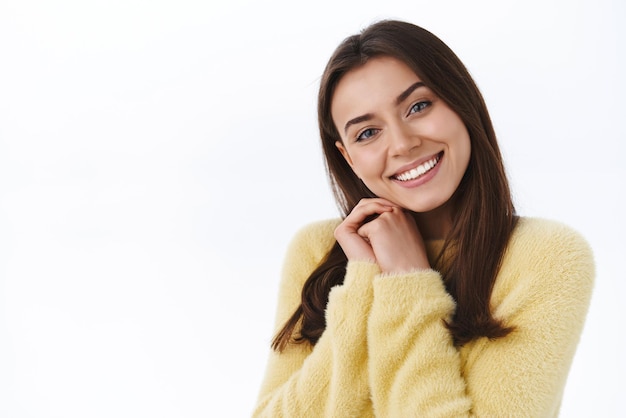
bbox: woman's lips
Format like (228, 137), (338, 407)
(392, 151), (443, 181)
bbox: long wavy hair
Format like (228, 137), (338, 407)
(273, 20), (517, 351)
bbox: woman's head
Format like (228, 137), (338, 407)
(318, 20), (510, 222)
(330, 55), (472, 220)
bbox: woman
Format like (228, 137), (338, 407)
(253, 20), (593, 417)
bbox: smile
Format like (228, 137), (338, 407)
(393, 152), (442, 182)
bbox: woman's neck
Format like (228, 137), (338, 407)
(412, 204), (452, 241)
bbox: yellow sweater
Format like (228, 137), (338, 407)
(253, 217), (594, 417)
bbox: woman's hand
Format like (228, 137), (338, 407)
(334, 198), (394, 263)
(335, 198), (430, 274)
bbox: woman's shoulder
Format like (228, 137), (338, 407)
(280, 218), (341, 278)
(502, 217), (595, 290)
(273, 219), (341, 322)
(286, 218), (341, 260)
(510, 217), (593, 258)
(488, 217), (595, 317)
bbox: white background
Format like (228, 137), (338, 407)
(0, 0), (623, 416)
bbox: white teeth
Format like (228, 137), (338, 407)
(395, 155), (440, 181)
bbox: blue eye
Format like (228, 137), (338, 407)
(409, 101), (431, 115)
(356, 128), (378, 142)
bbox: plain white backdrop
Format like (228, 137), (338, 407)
(0, 0), (623, 416)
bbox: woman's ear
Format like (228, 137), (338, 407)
(335, 141), (354, 168)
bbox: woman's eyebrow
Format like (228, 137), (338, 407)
(396, 82), (425, 105)
(343, 82), (426, 134)
(344, 113), (373, 134)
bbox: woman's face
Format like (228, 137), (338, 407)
(331, 56), (471, 214)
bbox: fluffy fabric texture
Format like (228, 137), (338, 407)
(252, 218), (594, 417)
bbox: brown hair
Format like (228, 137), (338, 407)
(273, 20), (517, 351)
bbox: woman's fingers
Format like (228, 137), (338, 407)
(343, 199), (396, 228)
(334, 198), (398, 262)
(335, 199), (396, 237)
(334, 198), (430, 272)
(358, 207), (431, 273)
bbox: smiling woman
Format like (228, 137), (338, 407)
(253, 20), (594, 417)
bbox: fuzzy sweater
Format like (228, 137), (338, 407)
(253, 217), (594, 417)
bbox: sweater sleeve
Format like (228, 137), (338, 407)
(252, 221), (379, 417)
(368, 270), (472, 417)
(366, 220), (594, 417)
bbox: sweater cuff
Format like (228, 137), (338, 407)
(325, 260), (379, 331)
(342, 260), (381, 287)
(372, 270), (456, 318)
(328, 260), (379, 304)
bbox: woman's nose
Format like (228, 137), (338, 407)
(388, 124), (421, 156)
